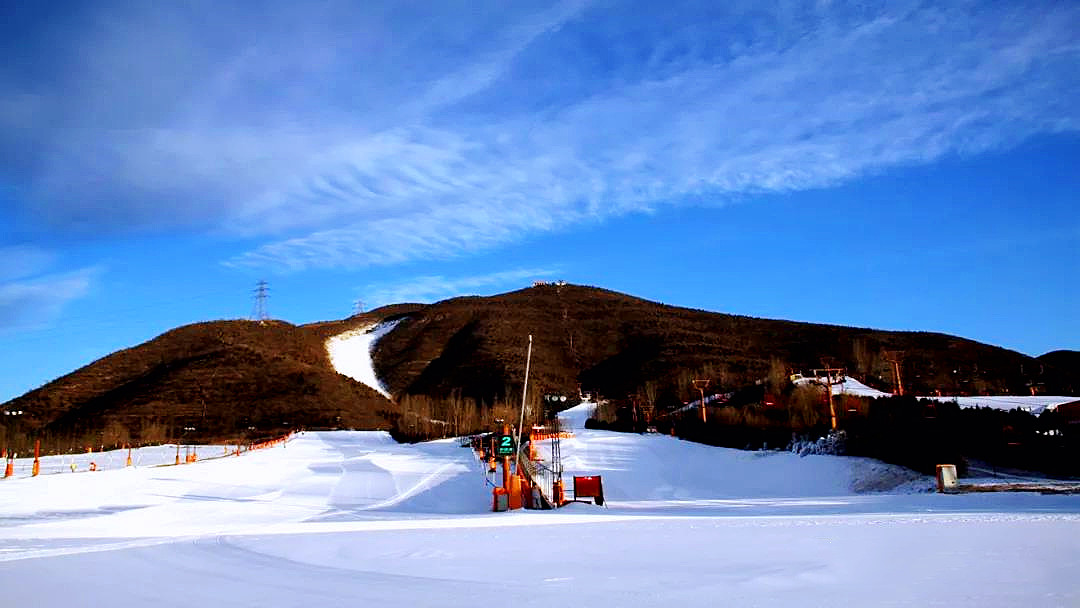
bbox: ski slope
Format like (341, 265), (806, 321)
(2, 417), (1078, 606)
(325, 320), (400, 398)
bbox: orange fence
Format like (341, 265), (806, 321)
(246, 431), (295, 453)
(1, 431), (298, 480)
(530, 431), (574, 442)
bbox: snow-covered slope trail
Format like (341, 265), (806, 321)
(325, 320), (400, 398)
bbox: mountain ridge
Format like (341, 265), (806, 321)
(2, 283), (1076, 447)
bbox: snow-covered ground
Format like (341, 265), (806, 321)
(325, 320), (400, 398)
(2, 408), (1078, 606)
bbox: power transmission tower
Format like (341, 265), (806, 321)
(353, 299), (365, 316)
(252, 280), (269, 322)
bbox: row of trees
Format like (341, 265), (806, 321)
(380, 389), (551, 443)
(1, 417), (174, 458)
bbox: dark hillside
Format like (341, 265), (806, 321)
(374, 284), (1076, 405)
(1038, 351), (1080, 394)
(3, 320), (390, 447)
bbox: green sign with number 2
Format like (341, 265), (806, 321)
(496, 434), (515, 456)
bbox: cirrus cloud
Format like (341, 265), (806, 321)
(1, 1), (1077, 271)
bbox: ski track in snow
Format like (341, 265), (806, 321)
(325, 320), (401, 398)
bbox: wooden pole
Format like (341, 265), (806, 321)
(825, 368), (837, 430)
(814, 365), (845, 430)
(693, 379), (710, 423)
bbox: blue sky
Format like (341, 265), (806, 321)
(1, 1), (1078, 402)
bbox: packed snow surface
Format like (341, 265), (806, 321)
(2, 417), (1078, 606)
(325, 320), (400, 398)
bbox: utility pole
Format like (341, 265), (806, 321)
(692, 379), (710, 423)
(816, 363), (845, 430)
(883, 350), (904, 396)
(252, 280), (269, 322)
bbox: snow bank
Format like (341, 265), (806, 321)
(325, 320), (401, 398)
(548, 429), (933, 501)
(0, 431), (487, 542)
(552, 399), (928, 497)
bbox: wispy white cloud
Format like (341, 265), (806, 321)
(362, 268), (560, 308)
(2, 2), (1078, 269)
(0, 266), (100, 332)
(0, 246), (57, 282)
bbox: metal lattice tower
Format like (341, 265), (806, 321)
(252, 280), (269, 321)
(551, 414), (563, 496)
(353, 299), (365, 316)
